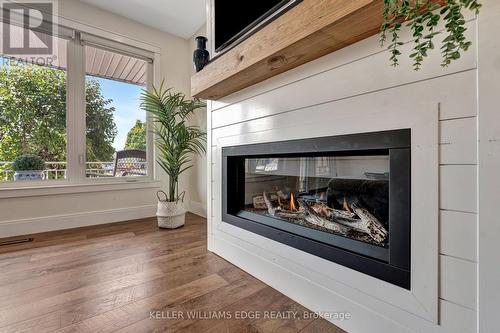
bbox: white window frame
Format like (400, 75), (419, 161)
(0, 14), (162, 197)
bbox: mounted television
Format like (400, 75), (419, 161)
(214, 0), (302, 54)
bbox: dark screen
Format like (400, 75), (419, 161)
(214, 0), (289, 52)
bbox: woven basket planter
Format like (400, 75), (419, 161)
(156, 191), (187, 229)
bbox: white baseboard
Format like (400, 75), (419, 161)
(0, 204), (156, 238)
(187, 201), (207, 218)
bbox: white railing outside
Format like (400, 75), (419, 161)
(85, 162), (115, 178)
(0, 161), (148, 181)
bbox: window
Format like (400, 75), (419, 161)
(0, 28), (68, 182)
(84, 46), (148, 178)
(0, 20), (155, 187)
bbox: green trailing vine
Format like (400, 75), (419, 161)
(380, 0), (481, 70)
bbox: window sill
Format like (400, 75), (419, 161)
(0, 180), (162, 199)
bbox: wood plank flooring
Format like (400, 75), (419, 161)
(0, 214), (345, 333)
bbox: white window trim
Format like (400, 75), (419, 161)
(57, 16), (161, 55)
(0, 13), (162, 197)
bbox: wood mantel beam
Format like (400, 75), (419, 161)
(191, 0), (385, 100)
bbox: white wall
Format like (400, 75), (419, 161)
(0, 0), (198, 237)
(182, 24), (208, 217)
(207, 8), (482, 333)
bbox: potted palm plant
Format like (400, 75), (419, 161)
(141, 82), (206, 229)
(13, 155), (45, 181)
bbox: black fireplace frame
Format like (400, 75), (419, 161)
(222, 129), (411, 289)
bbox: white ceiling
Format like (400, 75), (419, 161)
(79, 0), (206, 39)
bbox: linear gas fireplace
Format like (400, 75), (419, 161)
(222, 129), (411, 288)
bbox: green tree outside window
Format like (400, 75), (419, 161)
(0, 63), (117, 164)
(124, 120), (146, 151)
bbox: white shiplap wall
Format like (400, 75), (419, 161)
(206, 13), (479, 333)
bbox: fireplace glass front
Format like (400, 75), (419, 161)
(243, 155), (390, 247)
(222, 130), (411, 288)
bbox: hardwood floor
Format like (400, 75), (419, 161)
(0, 214), (345, 333)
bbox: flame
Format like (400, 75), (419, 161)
(290, 193), (297, 211)
(343, 197), (353, 213)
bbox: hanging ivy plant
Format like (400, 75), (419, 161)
(380, 0), (481, 70)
